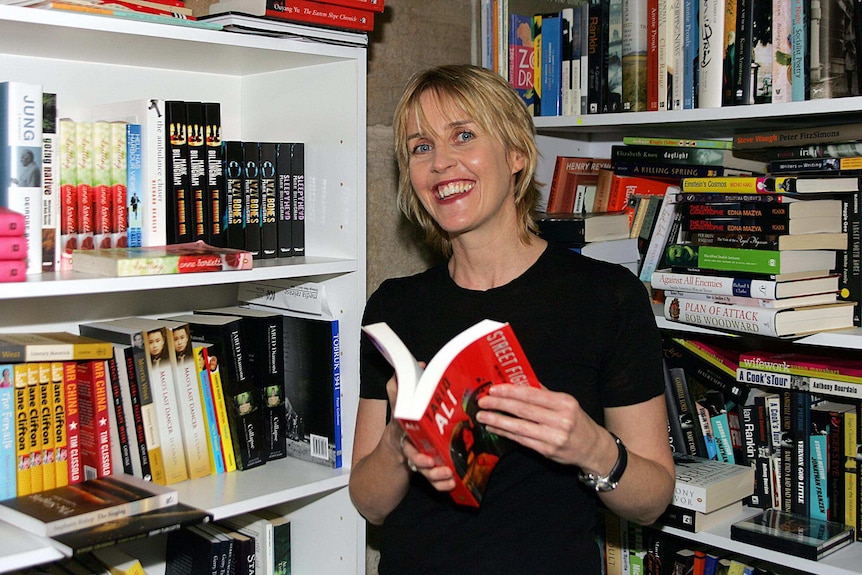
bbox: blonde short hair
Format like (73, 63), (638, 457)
(393, 65), (541, 256)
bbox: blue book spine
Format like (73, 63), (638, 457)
(330, 319), (342, 469)
(541, 13), (563, 116)
(790, 0), (807, 101)
(196, 353), (225, 474)
(0, 365), (15, 499)
(711, 412), (736, 463)
(809, 433), (829, 520)
(126, 123), (143, 248)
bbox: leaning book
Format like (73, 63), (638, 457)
(671, 454), (755, 513)
(362, 319), (541, 507)
(0, 473), (178, 537)
(71, 240), (252, 277)
(730, 509), (855, 560)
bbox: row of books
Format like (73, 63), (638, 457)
(0, 82), (309, 278)
(486, 0), (862, 116)
(661, 335), (862, 535)
(0, 304), (342, 500)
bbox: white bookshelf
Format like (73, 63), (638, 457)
(534, 99), (862, 573)
(0, 5), (366, 574)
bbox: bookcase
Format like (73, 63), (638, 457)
(534, 101), (862, 574)
(0, 5), (366, 574)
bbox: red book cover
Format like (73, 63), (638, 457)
(76, 359), (112, 479)
(607, 174), (676, 213)
(312, 0), (383, 12)
(546, 156), (613, 214)
(0, 207), (25, 237)
(58, 119), (78, 270)
(362, 319), (541, 507)
(63, 361), (82, 485)
(265, 0), (374, 32)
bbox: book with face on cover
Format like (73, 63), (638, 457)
(0, 473), (178, 537)
(361, 319), (541, 507)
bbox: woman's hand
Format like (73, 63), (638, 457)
(400, 433), (457, 492)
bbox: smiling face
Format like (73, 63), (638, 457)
(405, 91), (526, 245)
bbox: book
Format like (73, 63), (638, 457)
(680, 176), (770, 194)
(0, 332), (114, 364)
(561, 7), (580, 116)
(42, 92), (59, 271)
(0, 80), (44, 275)
(685, 231), (848, 251)
(76, 359), (113, 480)
(663, 296), (855, 337)
(164, 100), (192, 245)
(622, 137), (734, 149)
(0, 206), (25, 236)
(537, 211), (631, 243)
(809, 0), (858, 100)
(677, 196), (844, 218)
(191, 343), (224, 474)
(91, 547), (146, 575)
(639, 185), (683, 283)
(71, 240), (253, 277)
(769, 156), (862, 175)
(729, 508), (855, 560)
(32, 1), (224, 28)
(287, 141), (305, 257)
(241, 141), (261, 258)
(667, 365), (709, 457)
(109, 121), (128, 249)
(125, 122), (142, 248)
(182, 102), (206, 243)
(733, 122), (862, 150)
(195, 306), (286, 462)
(621, 0), (648, 112)
(0, 364), (15, 499)
(612, 163), (757, 178)
(664, 289), (838, 309)
(91, 121), (113, 250)
(0, 473), (177, 537)
(737, 349), (862, 385)
(650, 269), (841, 298)
(680, 215), (843, 235)
(671, 454), (755, 513)
(209, 524), (254, 575)
(106, 345), (140, 478)
(251, 508), (291, 575)
(539, 11), (562, 117)
(165, 523), (229, 575)
(546, 156), (613, 213)
(258, 141), (277, 259)
(195, 343), (236, 473)
(662, 337), (749, 406)
(164, 313), (267, 470)
(207, 0), (375, 31)
(604, 173), (676, 214)
(362, 319), (541, 507)
(220, 512), (273, 575)
(663, 245), (838, 276)
(770, 176), (862, 194)
(201, 103), (224, 247)
(611, 145), (766, 173)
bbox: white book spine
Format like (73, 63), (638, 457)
(698, 0), (725, 108)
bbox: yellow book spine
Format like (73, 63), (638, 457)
(845, 410), (858, 530)
(25, 363), (42, 494)
(37, 362), (56, 491)
(192, 345), (218, 475)
(51, 362), (69, 488)
(14, 365), (31, 496)
(209, 362), (236, 473)
(680, 176), (768, 193)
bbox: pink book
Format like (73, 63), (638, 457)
(0, 236), (27, 260)
(0, 207), (25, 237)
(0, 259), (26, 282)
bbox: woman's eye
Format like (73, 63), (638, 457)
(456, 131), (475, 143)
(411, 143), (431, 154)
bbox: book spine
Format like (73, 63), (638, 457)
(663, 337), (749, 405)
(276, 142), (293, 257)
(193, 344), (224, 474)
(810, 430), (829, 520)
(62, 361), (82, 485)
(25, 364), (43, 494)
(290, 142), (305, 256)
(0, 236), (27, 259)
(663, 296), (782, 337)
(739, 352), (862, 384)
(263, 0), (374, 31)
(125, 122), (143, 248)
(540, 12), (562, 117)
(14, 364), (31, 495)
(122, 346), (151, 481)
(168, 325), (211, 480)
(259, 142), (278, 259)
(203, 103), (224, 247)
(76, 359), (112, 480)
(311, 0), (384, 12)
(733, 0), (752, 104)
(186, 102), (208, 243)
(772, 0), (792, 103)
(223, 141), (245, 250)
(0, 365), (15, 499)
(0, 259), (26, 282)
(657, 0), (669, 111)
(1, 81), (44, 275)
(105, 351), (133, 475)
(561, 8), (578, 116)
(206, 351), (237, 473)
(680, 176), (769, 193)
(41, 93), (58, 272)
(109, 122), (129, 249)
(682, 0), (697, 109)
(143, 100), (167, 248)
(667, 367), (707, 457)
(733, 123), (862, 149)
(646, 0), (659, 111)
(92, 121), (113, 250)
(587, 0), (607, 114)
(639, 187), (679, 282)
(242, 141), (262, 258)
(36, 363), (55, 491)
(666, 244), (831, 275)
(606, 0), (622, 113)
(165, 101), (192, 245)
(0, 207), (26, 236)
(769, 156), (862, 174)
(790, 0), (807, 101)
(651, 269), (782, 297)
(721, 0), (738, 106)
(686, 232), (784, 250)
(613, 162), (752, 177)
(74, 121), (95, 254)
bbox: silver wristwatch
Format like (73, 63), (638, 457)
(578, 432), (628, 492)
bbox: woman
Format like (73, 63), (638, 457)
(349, 64), (675, 574)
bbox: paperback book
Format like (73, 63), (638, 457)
(362, 319), (541, 507)
(730, 509), (855, 560)
(0, 473), (178, 537)
(0, 332), (114, 363)
(671, 454), (755, 513)
(72, 241), (253, 277)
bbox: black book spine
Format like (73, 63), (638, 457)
(123, 347), (153, 482)
(203, 103), (225, 247)
(242, 141), (262, 258)
(186, 102), (208, 243)
(290, 142), (305, 256)
(165, 100), (192, 244)
(106, 353), (134, 476)
(276, 142), (293, 257)
(258, 142), (278, 259)
(223, 141), (245, 250)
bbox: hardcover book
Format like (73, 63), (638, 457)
(202, 103), (224, 247)
(610, 145), (766, 173)
(663, 245), (837, 276)
(0, 473), (178, 537)
(0, 332), (114, 364)
(671, 454), (755, 513)
(650, 269), (841, 299)
(362, 319), (541, 507)
(658, 501), (746, 533)
(546, 156), (613, 214)
(537, 211), (631, 243)
(71, 240), (253, 277)
(207, 0), (375, 31)
(729, 508), (855, 560)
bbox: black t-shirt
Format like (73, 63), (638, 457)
(360, 244), (664, 575)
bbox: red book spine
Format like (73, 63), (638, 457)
(75, 122), (96, 252)
(0, 207), (26, 237)
(0, 236), (27, 260)
(646, 0), (659, 111)
(311, 0), (384, 12)
(59, 119), (78, 271)
(62, 361), (82, 485)
(265, 0), (374, 31)
(0, 259), (26, 282)
(76, 359), (112, 479)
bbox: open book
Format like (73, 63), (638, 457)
(362, 319), (541, 507)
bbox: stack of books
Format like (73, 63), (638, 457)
(648, 185), (857, 337)
(0, 207), (27, 282)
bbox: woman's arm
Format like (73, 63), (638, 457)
(348, 396), (413, 525)
(476, 385), (675, 525)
